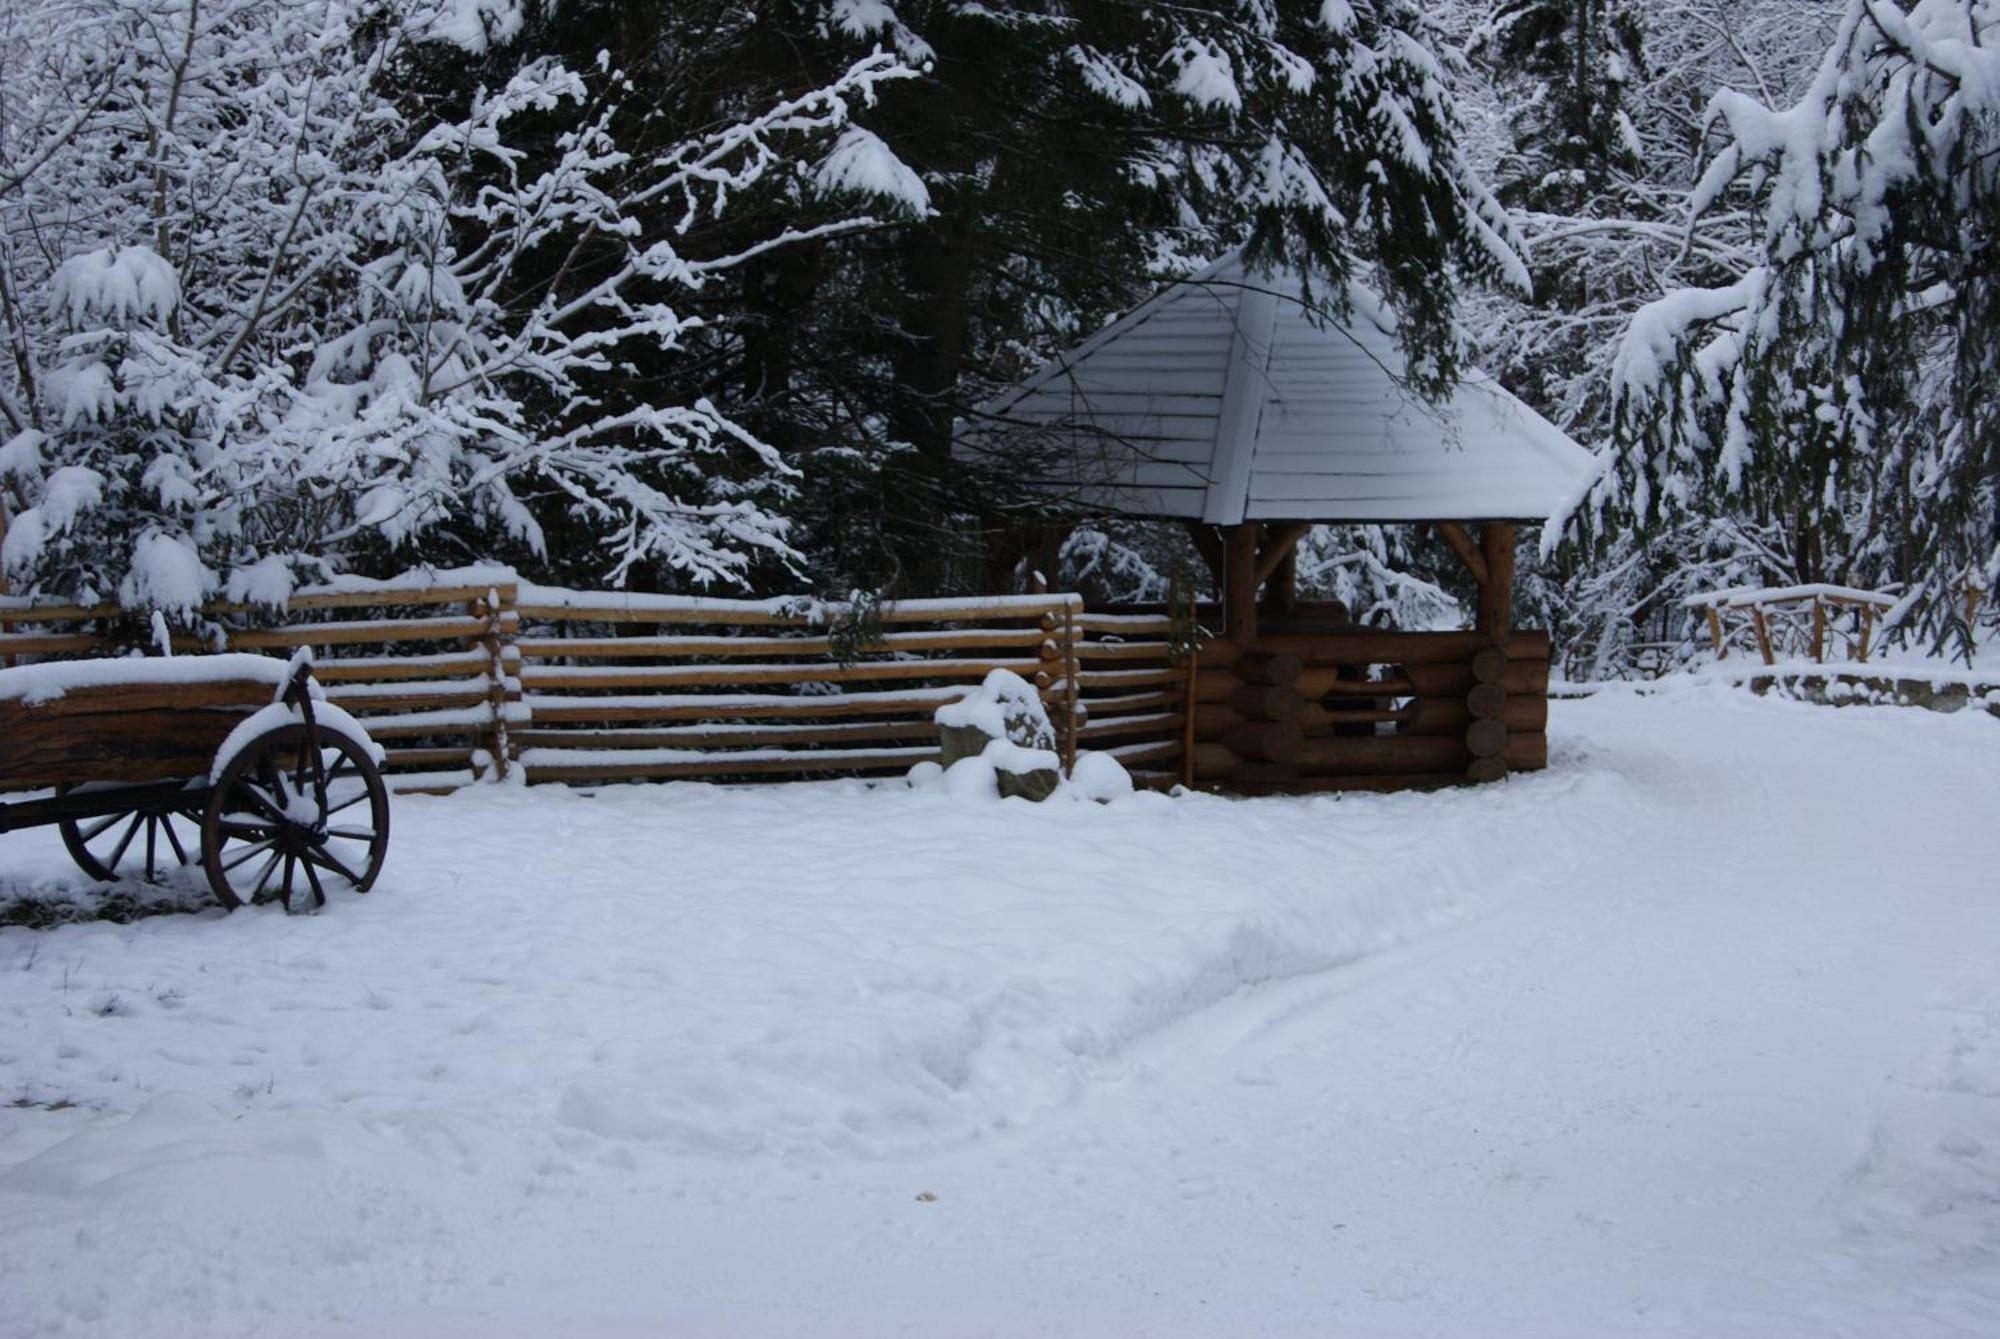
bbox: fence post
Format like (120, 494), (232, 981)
(1749, 605), (1775, 664)
(474, 583), (520, 781)
(1061, 599), (1080, 775)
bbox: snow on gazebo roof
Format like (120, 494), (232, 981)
(957, 254), (1596, 526)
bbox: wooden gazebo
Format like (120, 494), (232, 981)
(958, 254), (1597, 793)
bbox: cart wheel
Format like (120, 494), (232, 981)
(58, 793), (207, 884)
(202, 725), (390, 912)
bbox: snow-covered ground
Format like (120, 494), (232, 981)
(1, 686), (1996, 1337)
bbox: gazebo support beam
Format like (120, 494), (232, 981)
(1256, 522), (1311, 620)
(1433, 522), (1489, 586)
(1223, 523), (1261, 646)
(1181, 521), (1224, 587)
(1264, 543), (1299, 616)
(1477, 522), (1516, 643)
(1254, 522), (1313, 588)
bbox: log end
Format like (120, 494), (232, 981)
(1465, 718), (1509, 758)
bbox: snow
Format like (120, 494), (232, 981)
(933, 667), (1048, 737)
(829, 0), (897, 38)
(1172, 41), (1243, 113)
(1683, 582), (1900, 608)
(812, 127), (931, 216)
(207, 699), (385, 785)
(1318, 0), (1357, 33)
(48, 246), (181, 330)
(0, 690), (1997, 1335)
(1071, 48), (1152, 110)
(938, 752), (1001, 800)
(222, 556), (298, 608)
(0, 653), (288, 706)
(0, 464), (101, 575)
(118, 532), (218, 615)
(1069, 750), (1135, 801)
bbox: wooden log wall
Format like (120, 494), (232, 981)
(1186, 627), (1553, 794)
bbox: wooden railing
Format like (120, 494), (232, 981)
(0, 569), (1193, 791)
(1684, 584), (1898, 665)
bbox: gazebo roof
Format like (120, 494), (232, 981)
(958, 254), (1596, 525)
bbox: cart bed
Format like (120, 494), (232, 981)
(0, 655), (288, 791)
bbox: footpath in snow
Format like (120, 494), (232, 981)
(0, 685), (1996, 1337)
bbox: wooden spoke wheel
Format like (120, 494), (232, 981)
(58, 792), (207, 884)
(202, 725), (390, 912)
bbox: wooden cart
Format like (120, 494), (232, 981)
(0, 655), (390, 912)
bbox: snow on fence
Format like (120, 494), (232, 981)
(0, 572), (1193, 792)
(1683, 584), (1898, 665)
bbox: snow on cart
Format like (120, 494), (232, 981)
(0, 653), (389, 912)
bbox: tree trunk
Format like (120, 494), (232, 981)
(889, 213), (978, 459)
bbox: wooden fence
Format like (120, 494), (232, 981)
(1684, 584), (1898, 664)
(3, 569), (1566, 795)
(0, 571), (1192, 791)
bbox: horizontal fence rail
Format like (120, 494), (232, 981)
(508, 587), (1087, 785)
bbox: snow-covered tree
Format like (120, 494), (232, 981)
(1484, 0), (1649, 216)
(1565, 0), (1998, 656)
(0, 0), (917, 608)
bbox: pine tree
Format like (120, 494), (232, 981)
(1576, 0), (1999, 656)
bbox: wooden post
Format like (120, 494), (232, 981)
(1433, 522), (1489, 586)
(475, 585), (518, 781)
(1857, 605), (1874, 663)
(1264, 543), (1299, 617)
(1252, 522), (1313, 586)
(1223, 523), (1260, 648)
(1180, 648), (1199, 790)
(1060, 600), (1080, 776)
(1704, 605), (1726, 659)
(1749, 605), (1774, 664)
(1466, 522), (1517, 786)
(0, 491), (10, 667)
(1181, 522), (1224, 588)
(1476, 522), (1516, 643)
(1810, 596), (1826, 662)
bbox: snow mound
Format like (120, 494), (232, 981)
(1068, 750), (1135, 802)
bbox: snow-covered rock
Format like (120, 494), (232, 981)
(935, 668), (1061, 802)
